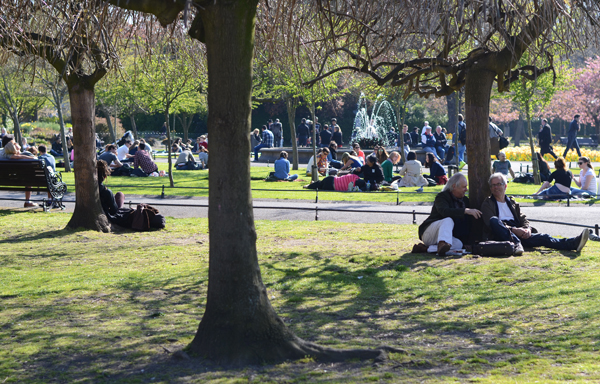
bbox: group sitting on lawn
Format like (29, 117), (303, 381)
(415, 172), (589, 257)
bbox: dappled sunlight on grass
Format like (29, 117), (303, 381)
(2, 213), (600, 382)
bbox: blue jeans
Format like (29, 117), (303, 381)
(489, 216), (575, 250)
(537, 184), (570, 200)
(435, 146), (445, 161)
(422, 146), (441, 161)
(570, 187), (596, 197)
(276, 174), (298, 181)
(458, 143), (466, 162)
(50, 149), (63, 157)
(563, 132), (582, 157)
(253, 143), (271, 161)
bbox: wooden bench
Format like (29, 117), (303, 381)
(559, 137), (598, 147)
(0, 159), (67, 211)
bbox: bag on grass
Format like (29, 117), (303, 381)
(513, 172), (534, 184)
(472, 241), (515, 257)
(132, 204), (163, 231)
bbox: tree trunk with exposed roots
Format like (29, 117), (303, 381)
(188, 1), (403, 365)
(66, 82), (110, 232)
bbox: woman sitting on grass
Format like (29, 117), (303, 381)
(340, 152), (363, 171)
(570, 156), (597, 197)
(375, 146), (389, 164)
(397, 151), (428, 188)
(381, 151), (401, 183)
(536, 152), (551, 182)
(423, 152), (448, 185)
(534, 157), (572, 200)
(273, 151), (298, 181)
(351, 143), (366, 163)
(97, 159), (131, 227)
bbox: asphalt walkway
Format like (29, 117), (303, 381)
(0, 191), (596, 238)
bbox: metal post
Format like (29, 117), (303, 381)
(567, 197), (570, 207)
(129, 201), (132, 209)
(412, 210), (416, 224)
(396, 191), (399, 205)
(161, 185), (165, 199)
(526, 165), (529, 173)
(520, 164), (523, 173)
(595, 224), (599, 236)
(315, 205), (319, 221)
(315, 188), (319, 203)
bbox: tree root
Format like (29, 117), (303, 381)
(286, 337), (407, 363)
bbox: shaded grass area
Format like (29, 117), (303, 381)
(56, 165), (599, 205)
(2, 211), (600, 382)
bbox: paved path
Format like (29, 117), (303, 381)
(0, 191), (596, 238)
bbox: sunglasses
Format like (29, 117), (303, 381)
(578, 162), (584, 165)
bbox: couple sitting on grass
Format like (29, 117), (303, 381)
(416, 172), (589, 257)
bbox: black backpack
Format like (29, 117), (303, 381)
(458, 122), (467, 145)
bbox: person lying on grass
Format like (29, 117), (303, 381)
(303, 173), (367, 192)
(418, 173), (482, 256)
(481, 173), (588, 255)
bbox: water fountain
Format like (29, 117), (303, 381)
(351, 93), (398, 148)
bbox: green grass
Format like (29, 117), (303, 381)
(2, 211), (600, 382)
(56, 164), (599, 205)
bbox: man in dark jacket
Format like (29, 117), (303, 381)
(271, 118), (283, 147)
(320, 124), (332, 147)
(538, 118), (557, 159)
(481, 173), (588, 255)
(296, 118), (310, 147)
(418, 173), (482, 255)
(563, 114), (582, 158)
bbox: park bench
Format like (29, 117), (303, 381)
(559, 137), (598, 147)
(0, 159), (67, 211)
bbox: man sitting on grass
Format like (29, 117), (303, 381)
(481, 173), (588, 255)
(417, 173), (482, 256)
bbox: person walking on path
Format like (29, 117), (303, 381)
(539, 118), (558, 159)
(563, 114), (582, 158)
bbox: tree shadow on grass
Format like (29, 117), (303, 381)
(6, 248), (600, 382)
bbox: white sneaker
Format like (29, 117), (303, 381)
(576, 229), (589, 252)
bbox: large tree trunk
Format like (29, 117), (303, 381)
(464, 67), (494, 212)
(285, 98), (298, 170)
(188, 1), (399, 365)
(66, 83), (110, 232)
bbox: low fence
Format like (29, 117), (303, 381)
(1, 194), (598, 236)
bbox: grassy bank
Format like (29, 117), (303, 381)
(1, 211), (600, 382)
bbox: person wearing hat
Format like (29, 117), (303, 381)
(421, 125), (441, 161)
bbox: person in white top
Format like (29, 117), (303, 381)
(117, 140), (134, 162)
(421, 121), (431, 135)
(571, 156), (597, 196)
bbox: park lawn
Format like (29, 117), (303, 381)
(2, 212), (600, 382)
(57, 165), (598, 205)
